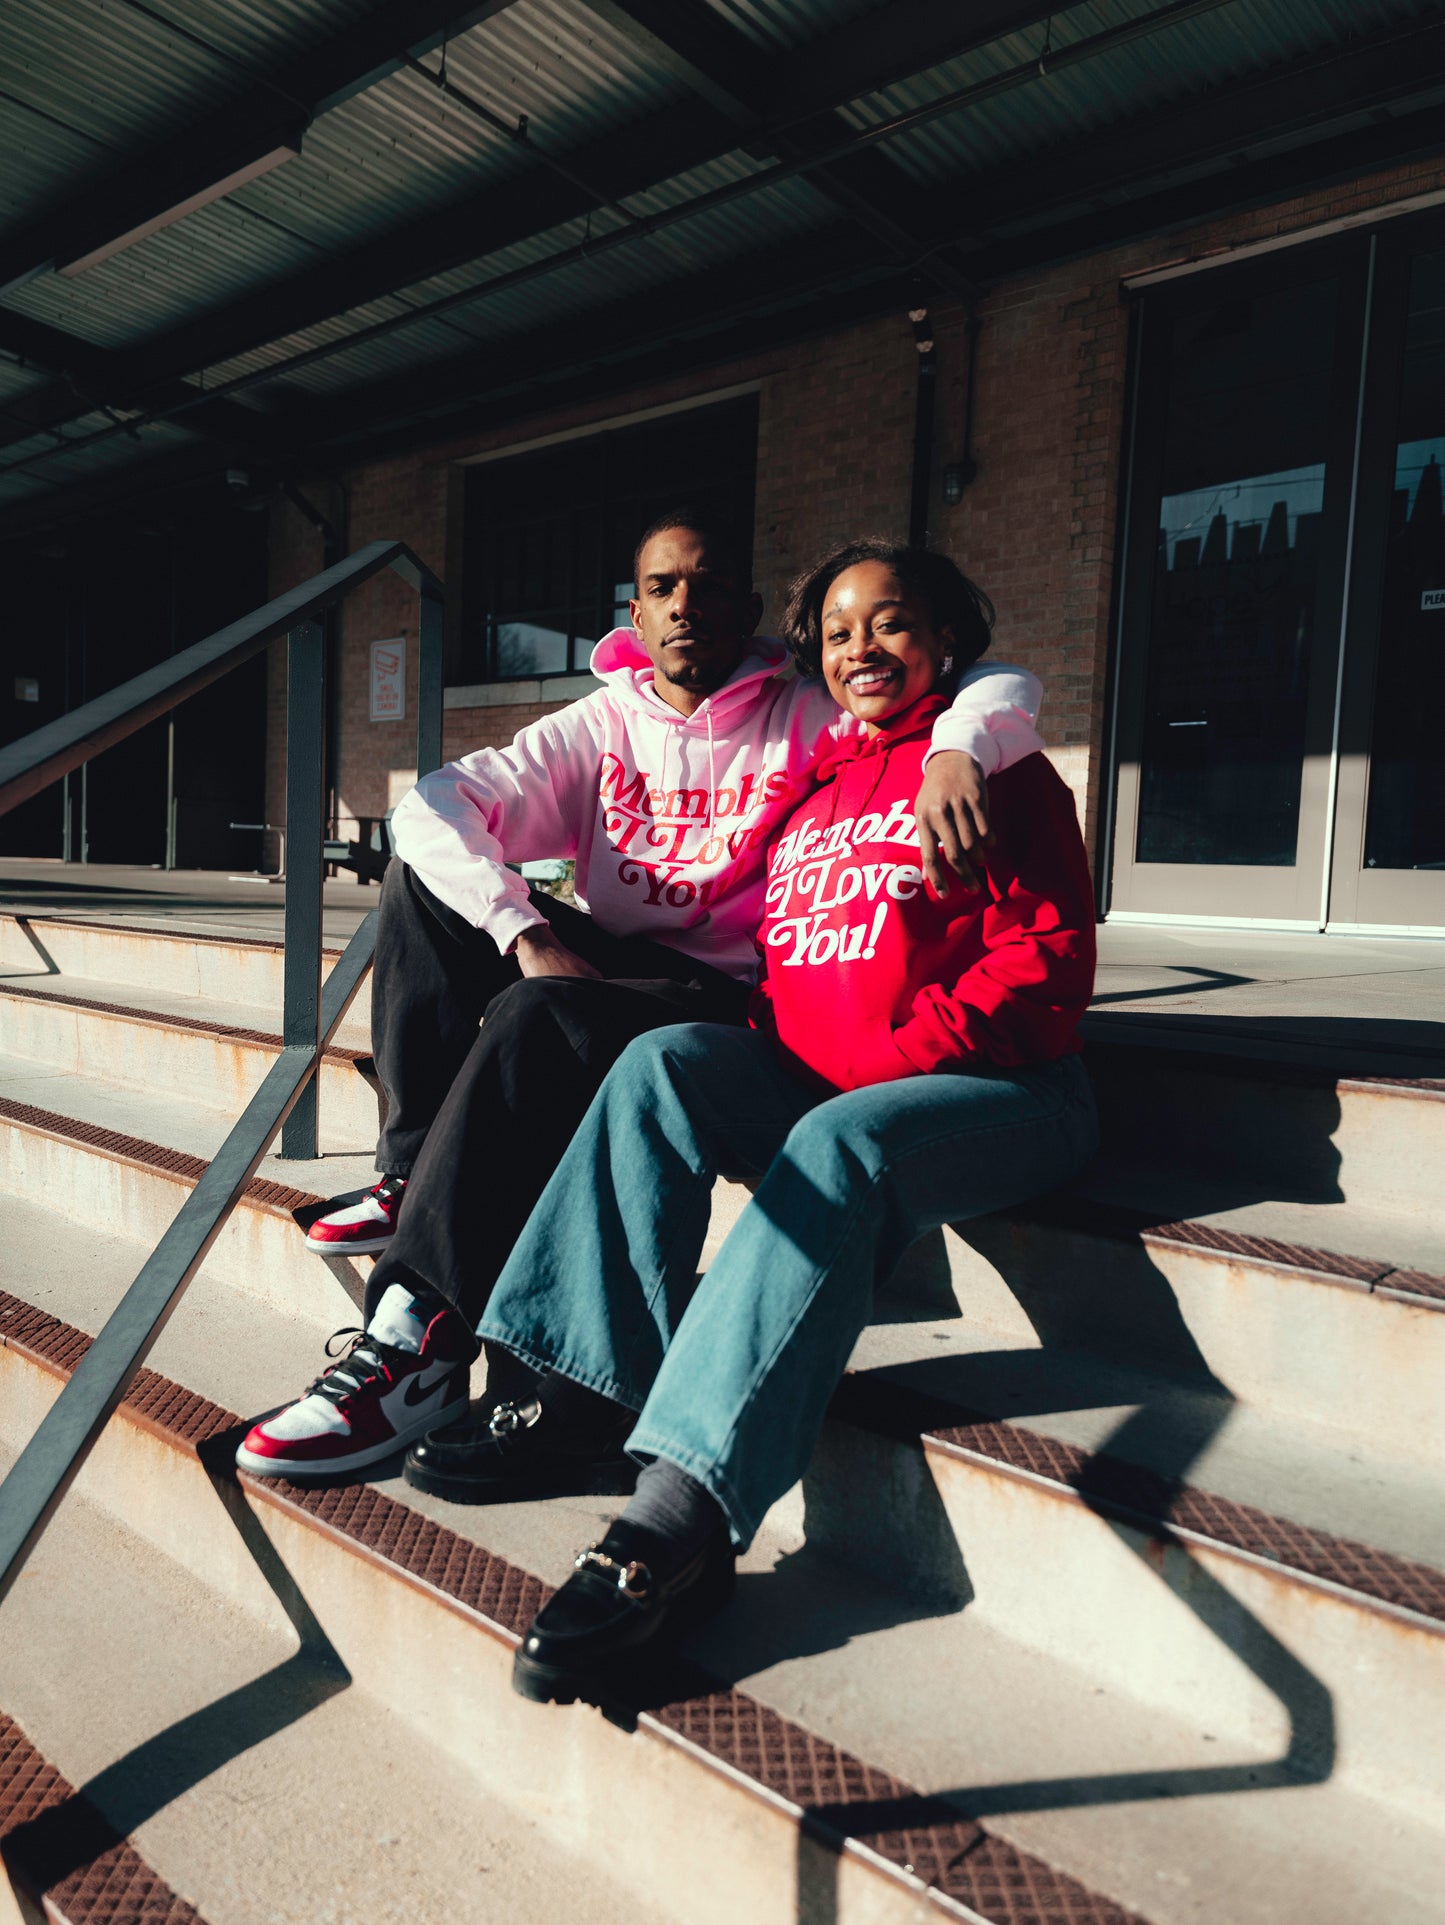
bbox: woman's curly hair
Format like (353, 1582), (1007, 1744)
(781, 539), (994, 692)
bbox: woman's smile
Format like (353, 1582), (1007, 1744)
(843, 661), (902, 696)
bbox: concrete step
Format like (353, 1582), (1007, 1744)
(5, 1062), (1441, 1465)
(0, 1057), (379, 1326)
(0, 1443), (675, 1925)
(705, 1165), (1445, 1462)
(19, 960), (1427, 1279)
(0, 978), (379, 1150)
(1, 1260), (1440, 1924)
(10, 910), (1445, 1220)
(1083, 1026), (1445, 1223)
(5, 1196), (1444, 1846)
(4, 1052), (1442, 1462)
(2, 1706), (206, 1925)
(0, 911), (372, 1045)
(0, 1285), (1143, 1925)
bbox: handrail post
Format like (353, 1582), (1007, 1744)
(280, 618), (326, 1160)
(417, 582), (444, 780)
(0, 541), (447, 1606)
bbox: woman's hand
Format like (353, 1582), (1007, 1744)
(914, 751), (993, 897)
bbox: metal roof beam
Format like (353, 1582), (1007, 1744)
(0, 311), (111, 386)
(577, 0), (982, 295)
(936, 14), (1445, 248)
(10, 0), (1435, 467)
(11, 82), (1445, 531)
(0, 312), (297, 452)
(766, 0), (1058, 127)
(576, 0), (762, 128)
(968, 98), (1445, 282)
(0, 94), (735, 458)
(0, 0), (524, 296)
(0, 0), (1053, 433)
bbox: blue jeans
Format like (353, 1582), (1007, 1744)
(479, 1026), (1098, 1548)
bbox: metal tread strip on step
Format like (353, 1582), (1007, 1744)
(6, 1091), (1442, 1311)
(1000, 1190), (1445, 1307)
(0, 982), (368, 1064)
(832, 1375), (1445, 1628)
(0, 1098), (323, 1217)
(2, 1100), (1441, 1614)
(0, 1710), (209, 1925)
(0, 1287), (1143, 1925)
(3, 914), (343, 959)
(6, 944), (1442, 1093)
(2, 1057), (1441, 1612)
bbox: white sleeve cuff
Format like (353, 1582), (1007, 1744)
(923, 721), (1000, 775)
(487, 901), (550, 957)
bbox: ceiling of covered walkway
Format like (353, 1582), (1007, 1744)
(2, 0), (1444, 534)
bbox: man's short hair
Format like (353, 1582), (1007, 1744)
(632, 508), (749, 590)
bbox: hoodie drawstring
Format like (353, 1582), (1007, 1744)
(706, 708), (717, 843)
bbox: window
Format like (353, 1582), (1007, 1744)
(460, 395), (759, 682)
(1135, 279), (1338, 868)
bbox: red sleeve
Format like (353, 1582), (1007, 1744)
(892, 756), (1097, 1072)
(747, 973), (777, 1039)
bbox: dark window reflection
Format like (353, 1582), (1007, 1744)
(1137, 282), (1337, 865)
(1364, 248), (1445, 871)
(464, 396), (758, 681)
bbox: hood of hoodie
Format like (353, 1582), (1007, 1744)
(589, 627), (793, 730)
(811, 692), (948, 788)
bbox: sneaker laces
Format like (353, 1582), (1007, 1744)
(306, 1327), (405, 1408)
(370, 1174), (406, 1207)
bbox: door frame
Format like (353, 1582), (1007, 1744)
(1107, 233), (1374, 925)
(1324, 213), (1445, 932)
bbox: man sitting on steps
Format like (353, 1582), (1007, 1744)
(234, 509), (1046, 1487)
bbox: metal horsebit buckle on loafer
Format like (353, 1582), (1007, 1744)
(487, 1399), (537, 1438)
(575, 1547), (654, 1599)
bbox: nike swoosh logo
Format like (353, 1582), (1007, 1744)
(403, 1368), (452, 1408)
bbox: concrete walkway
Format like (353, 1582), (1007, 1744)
(4, 858), (1444, 1071)
(1087, 919), (1445, 1073)
(0, 857), (378, 945)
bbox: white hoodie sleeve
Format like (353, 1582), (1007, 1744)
(926, 661), (1045, 773)
(389, 699), (605, 954)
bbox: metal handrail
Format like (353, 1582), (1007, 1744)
(0, 539), (439, 815)
(0, 539), (446, 1607)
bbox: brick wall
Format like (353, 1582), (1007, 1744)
(928, 150), (1445, 846)
(267, 152), (1445, 875)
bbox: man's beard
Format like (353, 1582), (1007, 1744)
(659, 654), (731, 692)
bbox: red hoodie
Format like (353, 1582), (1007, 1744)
(751, 693), (1096, 1093)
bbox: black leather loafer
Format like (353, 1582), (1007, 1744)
(512, 1518), (736, 1704)
(403, 1395), (636, 1504)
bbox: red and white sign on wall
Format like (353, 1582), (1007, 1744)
(369, 638), (406, 722)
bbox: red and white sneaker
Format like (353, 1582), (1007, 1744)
(236, 1304), (475, 1480)
(304, 1174), (406, 1256)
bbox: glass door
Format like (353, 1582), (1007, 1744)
(1110, 248), (1370, 922)
(1327, 229), (1445, 929)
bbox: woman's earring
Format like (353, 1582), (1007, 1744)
(941, 655), (954, 674)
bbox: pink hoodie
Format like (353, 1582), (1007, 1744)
(390, 630), (1044, 983)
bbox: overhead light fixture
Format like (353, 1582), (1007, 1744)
(58, 139), (301, 278)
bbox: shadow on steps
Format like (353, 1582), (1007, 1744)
(5, 1430), (351, 1900)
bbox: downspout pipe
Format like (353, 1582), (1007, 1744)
(908, 306), (936, 548)
(281, 478), (348, 841)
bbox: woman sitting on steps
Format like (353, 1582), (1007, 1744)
(467, 538), (1101, 1703)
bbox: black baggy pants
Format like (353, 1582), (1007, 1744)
(363, 860), (751, 1327)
